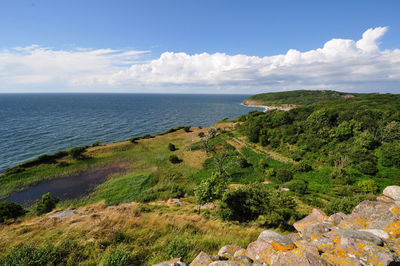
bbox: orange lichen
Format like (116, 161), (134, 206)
(385, 220), (400, 239)
(271, 240), (296, 252)
(390, 205), (400, 216)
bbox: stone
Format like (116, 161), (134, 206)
(189, 252), (213, 266)
(327, 212), (347, 226)
(153, 258), (187, 266)
(257, 230), (295, 248)
(270, 250), (328, 266)
(377, 195), (395, 204)
(49, 210), (76, 219)
(217, 244), (242, 258)
(359, 229), (389, 240)
(293, 208), (328, 232)
(231, 255), (253, 264)
(352, 200), (395, 228)
(233, 248), (246, 257)
(246, 240), (273, 261)
(286, 232), (302, 243)
(209, 262), (244, 266)
(301, 222), (331, 241)
(199, 203), (216, 210)
(312, 237), (335, 253)
(336, 228), (383, 246)
(383, 186), (400, 201)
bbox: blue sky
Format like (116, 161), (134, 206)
(1, 0), (400, 93)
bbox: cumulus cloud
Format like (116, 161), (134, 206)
(1, 27), (399, 93)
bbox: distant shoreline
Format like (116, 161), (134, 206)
(241, 100), (294, 111)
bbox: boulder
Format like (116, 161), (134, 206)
(233, 248), (246, 257)
(377, 195), (395, 204)
(312, 237), (335, 253)
(359, 229), (389, 240)
(352, 200), (395, 229)
(246, 240), (273, 261)
(336, 228), (383, 246)
(293, 208), (327, 232)
(257, 230), (295, 248)
(153, 258), (187, 266)
(231, 255), (253, 264)
(301, 222), (331, 241)
(208, 262), (242, 266)
(383, 186), (400, 201)
(217, 244), (242, 258)
(327, 212), (347, 226)
(286, 232), (302, 243)
(270, 250), (328, 266)
(189, 252), (213, 266)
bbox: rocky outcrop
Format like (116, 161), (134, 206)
(154, 186), (400, 265)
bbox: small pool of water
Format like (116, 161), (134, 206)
(5, 165), (124, 205)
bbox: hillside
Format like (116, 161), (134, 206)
(243, 90), (360, 107)
(0, 91), (399, 265)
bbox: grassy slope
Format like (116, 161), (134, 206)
(244, 89), (361, 107)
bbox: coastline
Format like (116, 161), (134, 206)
(241, 100), (293, 112)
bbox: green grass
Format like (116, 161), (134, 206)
(295, 168), (333, 194)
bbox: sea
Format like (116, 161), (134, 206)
(0, 93), (262, 173)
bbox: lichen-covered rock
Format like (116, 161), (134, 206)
(208, 261), (243, 266)
(383, 186), (400, 201)
(377, 195), (396, 204)
(352, 200), (395, 223)
(270, 250), (328, 266)
(286, 232), (302, 242)
(257, 230), (295, 248)
(245, 240), (273, 261)
(336, 228), (384, 246)
(327, 212), (347, 226)
(293, 208), (328, 232)
(153, 257), (187, 266)
(233, 248), (246, 257)
(301, 222), (331, 241)
(217, 244), (242, 258)
(359, 229), (389, 240)
(189, 252), (213, 266)
(312, 237), (335, 253)
(231, 255), (253, 264)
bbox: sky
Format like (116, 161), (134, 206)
(0, 0), (400, 94)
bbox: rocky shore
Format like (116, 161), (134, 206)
(242, 100), (293, 111)
(155, 186), (400, 265)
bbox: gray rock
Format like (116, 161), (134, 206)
(270, 250), (328, 266)
(312, 237), (335, 252)
(286, 232), (302, 243)
(153, 258), (187, 266)
(301, 222), (331, 241)
(49, 210), (76, 219)
(336, 228), (383, 246)
(359, 229), (389, 240)
(327, 212), (347, 225)
(217, 244), (242, 257)
(189, 252), (213, 266)
(293, 208), (327, 232)
(209, 262), (244, 266)
(246, 240), (273, 261)
(231, 255), (253, 264)
(383, 186), (400, 201)
(257, 230), (294, 247)
(233, 248), (246, 257)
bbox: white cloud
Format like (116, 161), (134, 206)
(1, 27), (399, 93)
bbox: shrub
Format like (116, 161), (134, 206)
(164, 235), (194, 262)
(198, 132), (205, 138)
(356, 179), (378, 194)
(57, 161), (69, 167)
(168, 143), (176, 151)
(285, 179), (308, 194)
(275, 169), (293, 183)
(104, 249), (131, 266)
(357, 160), (378, 175)
(324, 196), (364, 215)
(258, 159), (268, 169)
(292, 161), (312, 173)
(183, 126), (191, 132)
(169, 155), (182, 164)
(238, 157), (251, 168)
(381, 141), (400, 167)
(195, 173), (227, 205)
(91, 141), (102, 147)
(69, 146), (87, 160)
(35, 193), (60, 216)
(0, 202), (25, 223)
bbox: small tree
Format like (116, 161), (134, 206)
(275, 169), (293, 183)
(0, 202), (25, 223)
(69, 146), (86, 160)
(195, 173), (227, 212)
(183, 126), (191, 132)
(198, 132), (205, 138)
(168, 143), (176, 151)
(356, 179), (378, 194)
(169, 155), (181, 164)
(35, 193), (60, 216)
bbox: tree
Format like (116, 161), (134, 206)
(0, 202), (25, 223)
(381, 141), (400, 167)
(275, 169), (293, 183)
(356, 179), (378, 194)
(202, 128), (217, 153)
(169, 155), (181, 164)
(285, 179), (308, 194)
(168, 143), (176, 151)
(195, 174), (227, 212)
(382, 121), (400, 142)
(35, 193), (60, 216)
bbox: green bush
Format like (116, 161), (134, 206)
(258, 159), (268, 169)
(356, 179), (378, 194)
(0, 202), (25, 223)
(168, 143), (176, 151)
(324, 195), (372, 215)
(381, 141), (400, 167)
(292, 161), (312, 173)
(104, 249), (131, 266)
(183, 126), (191, 132)
(35, 193), (60, 216)
(169, 155), (182, 164)
(198, 132), (205, 138)
(69, 146), (87, 160)
(195, 173), (227, 205)
(275, 169), (293, 183)
(357, 160), (378, 175)
(285, 179), (308, 194)
(238, 157), (251, 168)
(91, 141), (102, 147)
(164, 235), (194, 262)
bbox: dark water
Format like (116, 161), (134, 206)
(5, 165), (125, 205)
(0, 93), (261, 173)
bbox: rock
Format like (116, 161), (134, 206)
(217, 244), (242, 258)
(231, 255), (253, 264)
(189, 252), (213, 266)
(301, 222), (331, 241)
(336, 228), (383, 246)
(270, 250), (328, 266)
(153, 258), (187, 266)
(233, 248), (246, 257)
(286, 232), (302, 243)
(327, 212), (347, 226)
(312, 237), (335, 253)
(198, 203), (216, 210)
(246, 240), (273, 261)
(293, 208), (328, 232)
(359, 229), (389, 240)
(352, 200), (396, 229)
(377, 195), (396, 204)
(209, 262), (244, 266)
(257, 230), (295, 248)
(383, 186), (400, 201)
(49, 210), (76, 219)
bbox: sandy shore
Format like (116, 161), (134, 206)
(242, 100), (293, 112)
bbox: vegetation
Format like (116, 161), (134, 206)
(168, 143), (176, 151)
(169, 155), (182, 164)
(0, 202), (25, 223)
(69, 146), (87, 160)
(35, 193), (60, 216)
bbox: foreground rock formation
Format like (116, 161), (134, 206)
(155, 186), (400, 265)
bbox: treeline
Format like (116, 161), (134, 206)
(238, 93), (400, 190)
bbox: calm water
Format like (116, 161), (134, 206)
(0, 93), (261, 173)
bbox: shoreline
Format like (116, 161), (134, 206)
(241, 101), (293, 112)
